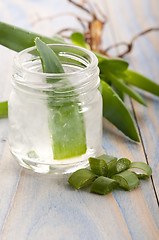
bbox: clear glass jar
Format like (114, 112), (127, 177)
(8, 44), (102, 174)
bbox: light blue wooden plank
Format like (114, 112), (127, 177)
(102, 116), (159, 238)
(118, 0), (159, 198)
(0, 169), (132, 240)
(104, 0), (159, 239)
(0, 142), (21, 235)
(0, 120), (8, 159)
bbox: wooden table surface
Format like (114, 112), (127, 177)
(0, 0), (159, 239)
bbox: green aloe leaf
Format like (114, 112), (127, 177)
(71, 32), (90, 49)
(99, 80), (140, 142)
(98, 56), (129, 73)
(104, 72), (147, 106)
(124, 70), (159, 96)
(0, 21), (64, 52)
(114, 87), (125, 101)
(35, 37), (64, 73)
(0, 101), (8, 118)
(113, 72), (128, 79)
(35, 38), (87, 159)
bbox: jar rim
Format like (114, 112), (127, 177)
(14, 43), (98, 78)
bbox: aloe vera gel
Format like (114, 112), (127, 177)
(8, 44), (102, 174)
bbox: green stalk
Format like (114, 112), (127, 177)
(35, 38), (87, 159)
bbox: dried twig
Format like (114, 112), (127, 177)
(68, 0), (91, 14)
(106, 27), (159, 57)
(32, 0), (159, 58)
(32, 12), (89, 27)
(56, 28), (79, 39)
(66, 0), (107, 52)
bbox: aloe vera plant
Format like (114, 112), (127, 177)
(0, 22), (159, 143)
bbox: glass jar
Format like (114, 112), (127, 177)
(8, 44), (102, 174)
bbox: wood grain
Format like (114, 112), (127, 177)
(103, 0), (159, 238)
(0, 0), (159, 239)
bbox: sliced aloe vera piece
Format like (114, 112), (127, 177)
(35, 38), (87, 159)
(90, 176), (118, 195)
(129, 162), (152, 179)
(112, 170), (139, 190)
(116, 158), (131, 172)
(68, 169), (97, 190)
(97, 154), (117, 177)
(89, 157), (108, 176)
(89, 155), (131, 177)
(108, 158), (131, 177)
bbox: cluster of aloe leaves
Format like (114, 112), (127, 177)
(68, 154), (152, 195)
(0, 22), (159, 145)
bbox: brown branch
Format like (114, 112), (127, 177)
(131, 27), (159, 43)
(31, 0), (159, 59)
(76, 16), (87, 30)
(58, 34), (71, 39)
(56, 28), (79, 35)
(68, 0), (91, 14)
(83, 0), (96, 16)
(105, 42), (129, 55)
(31, 12), (89, 27)
(105, 27), (159, 57)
